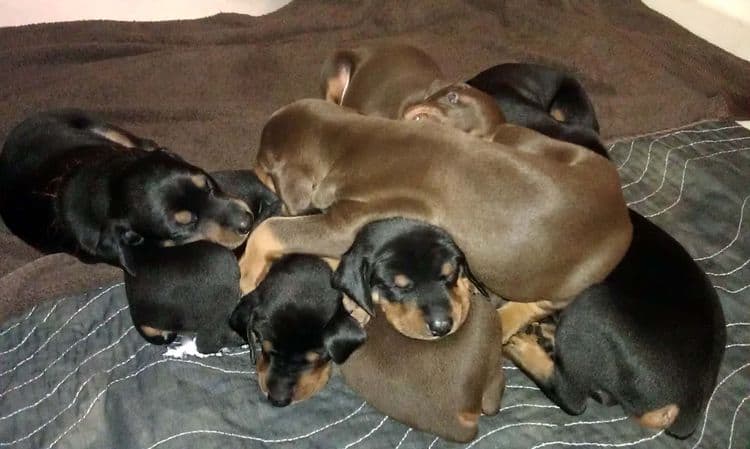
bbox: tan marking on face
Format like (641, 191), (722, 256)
(448, 275), (473, 333)
(342, 295), (370, 326)
(635, 404), (680, 430)
(503, 333), (554, 382)
(191, 174), (207, 189)
(252, 165), (276, 193)
(256, 352), (270, 395)
(378, 300), (432, 339)
(201, 220), (246, 250)
(231, 197), (252, 214)
(550, 107), (566, 122)
(393, 274), (411, 288)
(161, 240), (176, 247)
(293, 361), (333, 403)
(239, 222), (284, 294)
(305, 351), (321, 363)
(441, 262), (455, 278)
(174, 210), (194, 225)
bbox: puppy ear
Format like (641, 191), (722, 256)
(230, 292), (260, 364)
(462, 258), (488, 297)
(320, 49), (354, 104)
(99, 220), (143, 276)
(323, 305), (367, 364)
(331, 245), (375, 316)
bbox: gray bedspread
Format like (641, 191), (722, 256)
(0, 120), (748, 448)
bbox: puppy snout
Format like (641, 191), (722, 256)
(428, 317), (453, 337)
(267, 393), (292, 408)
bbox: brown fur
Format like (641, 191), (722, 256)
(340, 295), (505, 443)
(320, 43), (443, 118)
(239, 99), (632, 339)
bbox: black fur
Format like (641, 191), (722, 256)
(123, 241), (245, 353)
(519, 211), (726, 439)
(230, 255), (366, 407)
(332, 218), (486, 338)
(467, 63), (607, 157)
(210, 170), (282, 228)
(0, 109), (253, 274)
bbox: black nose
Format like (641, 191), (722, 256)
(268, 394), (292, 407)
(236, 211), (253, 234)
(428, 317), (453, 337)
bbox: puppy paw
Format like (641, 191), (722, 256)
(523, 321), (556, 356)
(503, 333), (554, 380)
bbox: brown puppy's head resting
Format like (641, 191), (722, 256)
(102, 149), (253, 274)
(229, 255), (366, 407)
(332, 218), (487, 340)
(403, 82), (505, 139)
(320, 43), (444, 118)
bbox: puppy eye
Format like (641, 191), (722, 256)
(447, 92), (459, 104)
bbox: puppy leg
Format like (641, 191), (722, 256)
(481, 366), (505, 415)
(137, 325), (177, 345)
(635, 404), (680, 430)
(239, 199), (430, 293)
(497, 299), (570, 343)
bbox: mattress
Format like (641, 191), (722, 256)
(0, 119), (747, 449)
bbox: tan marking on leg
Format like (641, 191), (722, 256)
(497, 299), (569, 343)
(503, 333), (554, 382)
(457, 410), (480, 428)
(139, 325), (164, 338)
(190, 174), (207, 189)
(636, 404), (680, 430)
(256, 352), (270, 395)
(239, 223), (284, 294)
(174, 210), (194, 224)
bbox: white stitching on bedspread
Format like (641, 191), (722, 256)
(706, 258), (750, 277)
(695, 194), (750, 261)
(0, 305), (38, 341)
(727, 395), (749, 449)
(528, 430), (664, 449)
(394, 428), (412, 449)
(714, 284), (750, 294)
(141, 401), (368, 449)
(0, 325), (134, 400)
(643, 146), (750, 218)
(340, 416), (388, 449)
(0, 283), (123, 377)
(618, 125), (743, 185)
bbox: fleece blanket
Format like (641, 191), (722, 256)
(0, 119), (748, 449)
(1, 0), (750, 319)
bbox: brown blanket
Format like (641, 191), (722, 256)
(1, 0), (749, 322)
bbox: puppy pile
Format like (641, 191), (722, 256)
(0, 43), (725, 443)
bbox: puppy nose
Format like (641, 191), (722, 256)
(267, 394), (292, 407)
(428, 317), (453, 337)
(236, 211), (253, 234)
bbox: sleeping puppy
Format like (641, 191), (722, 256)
(466, 63), (607, 156)
(0, 109), (254, 274)
(320, 42), (443, 118)
(341, 292), (505, 443)
(504, 211), (726, 438)
(332, 218), (487, 340)
(123, 241), (245, 352)
(210, 170), (282, 229)
(230, 255), (366, 407)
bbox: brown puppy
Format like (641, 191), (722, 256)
(241, 99), (632, 341)
(320, 43), (443, 118)
(340, 294), (505, 443)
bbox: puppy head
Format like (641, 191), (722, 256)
(105, 149), (253, 272)
(332, 219), (487, 340)
(403, 82), (505, 139)
(229, 255), (366, 407)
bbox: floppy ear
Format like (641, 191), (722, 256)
(98, 220), (143, 276)
(462, 257), (489, 298)
(331, 245), (375, 316)
(323, 304), (367, 364)
(320, 49), (354, 104)
(229, 292), (260, 364)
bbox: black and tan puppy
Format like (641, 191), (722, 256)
(123, 241), (245, 352)
(504, 211), (726, 438)
(333, 218), (487, 340)
(230, 255), (366, 407)
(467, 63), (607, 157)
(320, 43), (443, 118)
(0, 109), (254, 274)
(210, 170), (281, 229)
